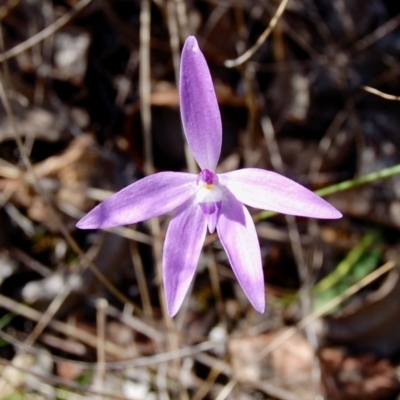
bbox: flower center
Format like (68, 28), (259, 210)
(197, 169), (217, 186)
(196, 169), (223, 233)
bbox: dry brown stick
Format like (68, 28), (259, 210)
(355, 13), (400, 52)
(225, 0), (291, 67)
(0, 71), (91, 391)
(174, 0), (189, 40)
(308, 109), (349, 178)
(207, 248), (227, 331)
(215, 379), (237, 400)
(192, 366), (223, 400)
(130, 241), (154, 318)
(165, 0), (196, 331)
(202, 4), (229, 43)
(190, 250), (228, 400)
(194, 264), (396, 396)
(251, 381), (302, 400)
(94, 298), (108, 397)
(166, 0), (181, 84)
(0, 0), (93, 63)
(362, 85), (400, 101)
(261, 114), (323, 398)
(257, 260), (396, 360)
(140, 0), (153, 176)
(20, 276), (81, 350)
(0, 293), (132, 360)
(0, 358), (129, 400)
(0, 0), (20, 21)
(0, 67), (134, 309)
(0, 328), (216, 370)
(165, 0), (197, 174)
(115, 51), (139, 107)
(139, 2), (184, 399)
(106, 303), (163, 342)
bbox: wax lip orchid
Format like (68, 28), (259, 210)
(77, 36), (342, 316)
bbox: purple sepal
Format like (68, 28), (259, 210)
(220, 168), (342, 219)
(163, 197), (207, 316)
(76, 172), (196, 229)
(217, 190), (265, 313)
(180, 37), (222, 172)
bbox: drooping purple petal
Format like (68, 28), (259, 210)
(76, 172), (196, 229)
(220, 169), (342, 219)
(196, 182), (223, 234)
(200, 200), (221, 234)
(163, 197), (207, 316)
(217, 190), (265, 313)
(180, 36), (222, 172)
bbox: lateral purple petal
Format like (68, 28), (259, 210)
(220, 169), (342, 219)
(180, 36), (222, 172)
(163, 198), (207, 316)
(217, 190), (265, 313)
(76, 172), (196, 229)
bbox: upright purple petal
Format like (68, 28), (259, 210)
(220, 169), (342, 219)
(217, 190), (265, 313)
(163, 198), (207, 316)
(180, 36), (222, 172)
(76, 172), (196, 229)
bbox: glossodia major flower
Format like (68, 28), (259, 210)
(77, 36), (342, 316)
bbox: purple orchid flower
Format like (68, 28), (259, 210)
(77, 36), (342, 316)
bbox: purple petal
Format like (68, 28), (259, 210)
(76, 172), (196, 229)
(220, 169), (342, 219)
(163, 198), (207, 316)
(180, 36), (222, 172)
(217, 190), (265, 313)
